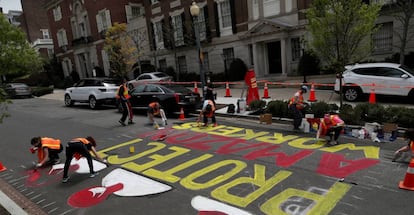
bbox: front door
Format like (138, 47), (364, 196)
(267, 41), (282, 74)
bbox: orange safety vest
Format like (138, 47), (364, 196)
(116, 85), (131, 99)
(37, 137), (61, 162)
(149, 102), (160, 115)
(289, 91), (304, 109)
(71, 138), (91, 160)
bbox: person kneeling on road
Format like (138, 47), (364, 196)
(198, 99), (217, 127)
(62, 136), (106, 183)
(30, 137), (63, 168)
(316, 113), (345, 145)
(393, 128), (414, 162)
(148, 101), (168, 129)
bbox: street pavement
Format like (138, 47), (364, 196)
(1, 75), (414, 214)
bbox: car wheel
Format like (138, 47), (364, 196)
(89, 96), (99, 109)
(343, 87), (361, 102)
(128, 83), (134, 90)
(64, 94), (74, 106)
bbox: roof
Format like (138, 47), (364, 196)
(345, 62), (401, 70)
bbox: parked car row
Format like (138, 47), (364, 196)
(63, 76), (200, 114)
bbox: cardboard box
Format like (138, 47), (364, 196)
(383, 123), (398, 133)
(259, 113), (272, 124)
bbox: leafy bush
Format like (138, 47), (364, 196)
(266, 100), (290, 118)
(353, 103), (386, 125)
(249, 100), (266, 111)
(309, 101), (331, 118)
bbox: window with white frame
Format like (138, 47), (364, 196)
(177, 56), (187, 74)
(96, 9), (112, 33)
(291, 37), (301, 61)
(216, 0), (232, 36)
(41, 29), (50, 39)
(172, 15), (184, 46)
(57, 29), (68, 47)
(264, 0), (280, 17)
(53, 6), (62, 21)
(153, 21), (164, 49)
(373, 22), (393, 52)
(126, 4), (144, 22)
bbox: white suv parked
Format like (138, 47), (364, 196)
(335, 63), (414, 101)
(64, 78), (120, 109)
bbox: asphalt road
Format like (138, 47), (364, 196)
(0, 97), (413, 214)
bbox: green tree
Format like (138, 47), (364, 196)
(104, 23), (138, 79)
(306, 0), (381, 107)
(0, 15), (42, 123)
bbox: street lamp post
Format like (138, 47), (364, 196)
(190, 1), (206, 98)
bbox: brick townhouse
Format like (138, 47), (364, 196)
(20, 0), (54, 59)
(41, 0), (414, 81)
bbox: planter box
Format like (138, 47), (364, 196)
(259, 114), (272, 124)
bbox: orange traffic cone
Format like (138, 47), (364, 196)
(225, 82), (232, 97)
(308, 83), (317, 102)
(262, 82), (270, 99)
(179, 108), (185, 120)
(193, 82), (199, 94)
(399, 160), (414, 190)
(369, 83), (376, 104)
(0, 162), (6, 172)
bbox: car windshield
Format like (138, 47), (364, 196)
(400, 65), (414, 76)
(154, 73), (168, 78)
(103, 79), (120, 86)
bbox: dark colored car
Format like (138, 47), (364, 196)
(3, 83), (32, 98)
(124, 84), (201, 114)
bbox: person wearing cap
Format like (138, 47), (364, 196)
(316, 112), (345, 145)
(198, 99), (217, 127)
(288, 85), (308, 130)
(62, 136), (107, 183)
(392, 128), (414, 162)
(30, 137), (63, 168)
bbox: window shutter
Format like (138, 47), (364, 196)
(230, 0), (236, 34)
(63, 30), (68, 45)
(214, 2), (220, 37)
(125, 5), (132, 23)
(96, 14), (102, 32)
(105, 10), (112, 28)
(180, 13), (186, 47)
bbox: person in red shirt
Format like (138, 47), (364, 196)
(197, 99), (217, 127)
(316, 113), (345, 145)
(393, 128), (414, 162)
